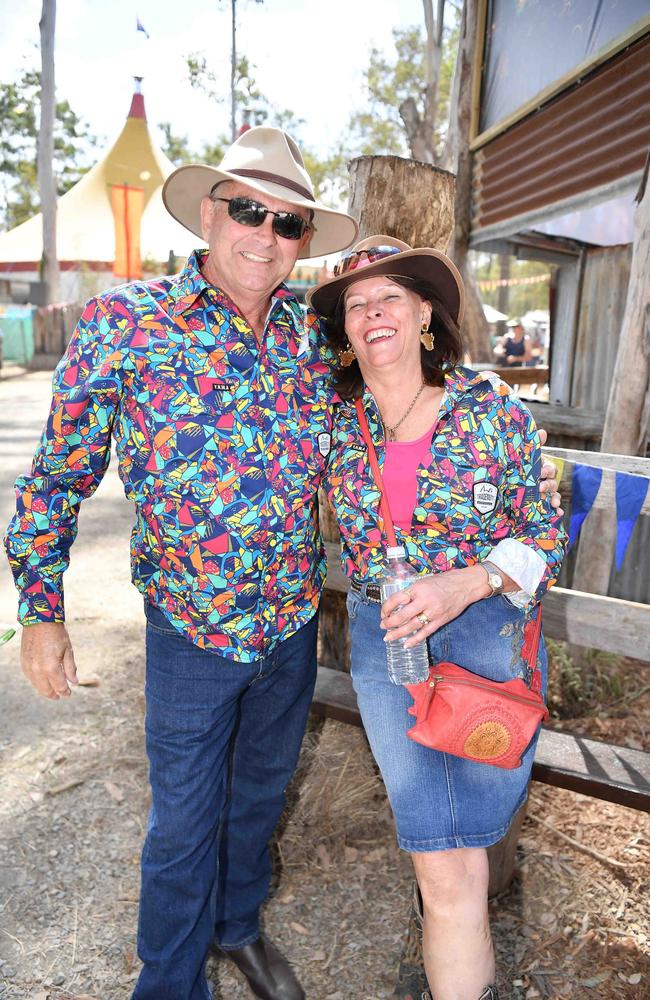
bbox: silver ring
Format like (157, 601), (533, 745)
(417, 612), (431, 626)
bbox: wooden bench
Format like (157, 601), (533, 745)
(314, 543), (650, 813)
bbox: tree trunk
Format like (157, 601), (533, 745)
(347, 154), (455, 250)
(570, 154), (650, 598)
(446, 0), (492, 363)
(230, 0), (237, 141)
(38, 0), (60, 305)
(398, 0), (444, 163)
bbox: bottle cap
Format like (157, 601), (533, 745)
(386, 546), (406, 559)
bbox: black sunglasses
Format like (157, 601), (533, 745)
(213, 196), (311, 241)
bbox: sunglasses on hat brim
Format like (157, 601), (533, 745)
(332, 245), (403, 277)
(211, 194), (311, 241)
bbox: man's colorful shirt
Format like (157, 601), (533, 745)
(324, 366), (566, 605)
(5, 251), (335, 661)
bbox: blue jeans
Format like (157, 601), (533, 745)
(132, 604), (318, 1000)
(347, 590), (546, 851)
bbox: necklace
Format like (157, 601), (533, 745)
(382, 379), (425, 441)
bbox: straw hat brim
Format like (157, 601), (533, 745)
(162, 164), (359, 259)
(306, 248), (465, 325)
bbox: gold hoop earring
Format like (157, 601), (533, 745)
(420, 324), (434, 352)
(339, 341), (356, 367)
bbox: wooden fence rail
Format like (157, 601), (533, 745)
(323, 542), (650, 662)
(543, 446), (650, 515)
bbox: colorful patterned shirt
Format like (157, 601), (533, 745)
(323, 366), (566, 605)
(4, 250), (336, 661)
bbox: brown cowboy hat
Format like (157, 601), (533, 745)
(162, 126), (358, 259)
(306, 234), (465, 324)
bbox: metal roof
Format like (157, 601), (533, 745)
(472, 33), (650, 232)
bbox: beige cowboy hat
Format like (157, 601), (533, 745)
(162, 126), (358, 259)
(306, 235), (465, 323)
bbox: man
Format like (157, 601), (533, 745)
(5, 128), (357, 1000)
(5, 128), (559, 1000)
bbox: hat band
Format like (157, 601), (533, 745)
(230, 168), (315, 202)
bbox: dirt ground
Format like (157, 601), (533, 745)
(1, 369), (648, 1000)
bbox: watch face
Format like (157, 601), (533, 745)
(488, 572), (503, 592)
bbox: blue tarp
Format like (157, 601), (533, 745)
(0, 305), (36, 364)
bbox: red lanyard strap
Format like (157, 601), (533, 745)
(354, 398), (398, 549)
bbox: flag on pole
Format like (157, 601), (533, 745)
(136, 17), (150, 39)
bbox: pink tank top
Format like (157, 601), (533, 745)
(383, 421), (437, 532)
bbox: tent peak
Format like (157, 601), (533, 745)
(128, 77), (146, 121)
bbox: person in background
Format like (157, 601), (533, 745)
(493, 318), (532, 367)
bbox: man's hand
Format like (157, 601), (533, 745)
(538, 427), (563, 515)
(20, 622), (78, 699)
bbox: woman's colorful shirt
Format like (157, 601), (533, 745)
(324, 366), (566, 604)
(4, 251), (335, 661)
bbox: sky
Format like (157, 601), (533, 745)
(0, 0), (432, 160)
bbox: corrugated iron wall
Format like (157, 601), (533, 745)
(472, 34), (650, 230)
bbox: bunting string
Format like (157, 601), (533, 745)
(566, 462), (650, 572)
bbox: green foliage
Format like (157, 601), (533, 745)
(345, 15), (460, 161)
(546, 639), (626, 719)
(158, 122), (226, 168)
(182, 52), (342, 201)
(0, 68), (96, 230)
(474, 252), (553, 316)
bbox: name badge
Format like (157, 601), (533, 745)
(318, 432), (331, 457)
(473, 481), (498, 514)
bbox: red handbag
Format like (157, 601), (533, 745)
(354, 398), (549, 771)
(404, 611), (548, 769)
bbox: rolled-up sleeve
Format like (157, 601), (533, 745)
(4, 298), (124, 624)
(488, 397), (566, 606)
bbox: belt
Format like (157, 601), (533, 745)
(349, 571), (436, 604)
(349, 577), (382, 603)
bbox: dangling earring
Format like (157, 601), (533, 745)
(420, 321), (435, 352)
(339, 341), (356, 367)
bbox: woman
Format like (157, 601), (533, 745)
(494, 319), (533, 367)
(306, 237), (566, 1000)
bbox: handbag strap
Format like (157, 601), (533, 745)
(354, 398), (399, 549)
(354, 396), (545, 693)
(523, 605), (544, 695)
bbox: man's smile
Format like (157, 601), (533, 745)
(240, 250), (273, 263)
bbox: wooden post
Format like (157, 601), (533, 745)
(348, 155), (455, 250)
(318, 494), (350, 673)
(487, 798), (528, 897)
(571, 152), (650, 598)
(446, 0), (492, 362)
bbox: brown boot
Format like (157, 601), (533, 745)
(392, 881), (431, 1000)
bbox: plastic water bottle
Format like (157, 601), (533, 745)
(380, 546), (430, 685)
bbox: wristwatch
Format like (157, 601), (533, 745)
(481, 560), (505, 596)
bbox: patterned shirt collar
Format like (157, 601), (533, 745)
(355, 364), (491, 421)
(169, 248), (300, 320)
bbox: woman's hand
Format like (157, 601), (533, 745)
(380, 566), (489, 648)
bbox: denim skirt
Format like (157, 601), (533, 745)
(346, 589), (547, 852)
